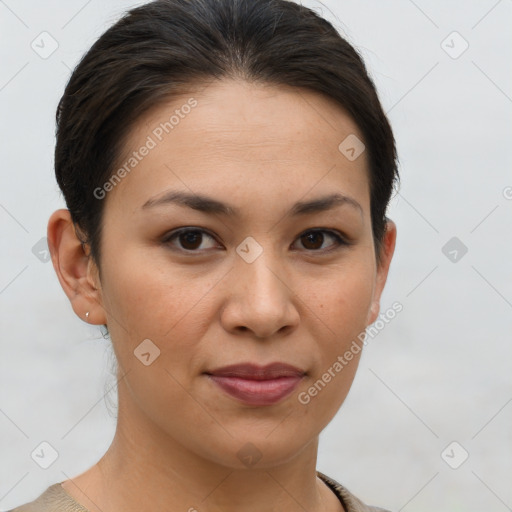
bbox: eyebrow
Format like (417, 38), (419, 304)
(141, 190), (363, 218)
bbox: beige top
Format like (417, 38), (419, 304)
(8, 471), (390, 512)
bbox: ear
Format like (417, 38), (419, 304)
(47, 209), (106, 325)
(366, 219), (397, 325)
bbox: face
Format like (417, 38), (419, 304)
(88, 79), (394, 468)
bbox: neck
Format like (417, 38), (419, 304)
(62, 381), (343, 512)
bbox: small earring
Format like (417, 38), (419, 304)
(85, 311), (90, 321)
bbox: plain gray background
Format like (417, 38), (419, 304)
(1, 1), (511, 511)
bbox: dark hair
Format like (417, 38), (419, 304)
(55, 0), (399, 270)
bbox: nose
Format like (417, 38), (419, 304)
(220, 251), (300, 339)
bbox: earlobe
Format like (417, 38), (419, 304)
(366, 300), (380, 326)
(366, 219), (397, 326)
(47, 209), (106, 324)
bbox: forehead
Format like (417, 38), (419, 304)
(107, 79), (370, 216)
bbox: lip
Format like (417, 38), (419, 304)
(205, 362), (306, 406)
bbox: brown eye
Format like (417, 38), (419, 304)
(301, 231), (324, 250)
(294, 229), (348, 252)
(163, 228), (218, 252)
(178, 230), (203, 250)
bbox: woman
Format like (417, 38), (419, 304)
(10, 0), (398, 510)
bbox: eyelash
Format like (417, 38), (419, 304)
(161, 227), (350, 254)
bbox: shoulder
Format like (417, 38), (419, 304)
(11, 475), (390, 512)
(317, 471), (392, 512)
(6, 483), (89, 512)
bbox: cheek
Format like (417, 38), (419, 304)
(99, 254), (214, 420)
(296, 259), (374, 419)
(98, 246), (218, 380)
(100, 245), (215, 333)
(309, 258), (375, 346)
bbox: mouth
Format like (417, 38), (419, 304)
(204, 362), (306, 406)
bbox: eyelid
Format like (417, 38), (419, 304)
(161, 226), (351, 253)
(161, 227), (221, 251)
(292, 228), (350, 251)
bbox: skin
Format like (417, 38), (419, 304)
(48, 79), (396, 512)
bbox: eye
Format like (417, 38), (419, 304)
(292, 229), (348, 252)
(162, 228), (220, 252)
(162, 227), (349, 254)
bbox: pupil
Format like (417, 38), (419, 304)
(303, 232), (323, 249)
(181, 231), (201, 249)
